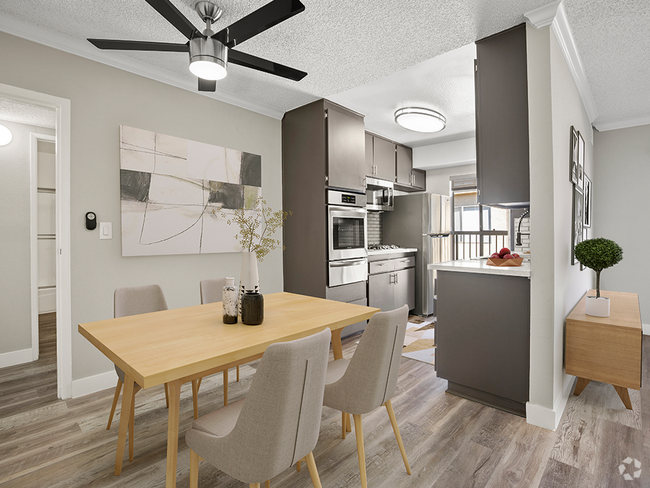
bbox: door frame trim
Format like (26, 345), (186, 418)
(29, 132), (56, 361)
(1, 82), (72, 399)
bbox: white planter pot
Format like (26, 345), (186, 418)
(585, 296), (610, 317)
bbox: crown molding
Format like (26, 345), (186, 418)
(594, 115), (650, 132)
(525, 1), (598, 123)
(0, 12), (284, 120)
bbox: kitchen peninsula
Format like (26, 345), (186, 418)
(429, 259), (531, 416)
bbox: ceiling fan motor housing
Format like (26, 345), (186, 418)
(189, 36), (228, 79)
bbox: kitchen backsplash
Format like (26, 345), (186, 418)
(367, 212), (382, 246)
(514, 217), (530, 255)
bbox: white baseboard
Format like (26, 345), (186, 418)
(643, 323), (650, 336)
(38, 288), (57, 314)
(71, 370), (118, 399)
(0, 348), (33, 368)
(526, 375), (576, 431)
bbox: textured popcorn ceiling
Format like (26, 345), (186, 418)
(0, 97), (55, 129)
(0, 0), (648, 143)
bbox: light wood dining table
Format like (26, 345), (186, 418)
(79, 291), (379, 488)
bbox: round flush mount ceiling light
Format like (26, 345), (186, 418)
(394, 107), (446, 133)
(0, 124), (12, 146)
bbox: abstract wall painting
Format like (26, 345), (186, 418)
(120, 125), (261, 257)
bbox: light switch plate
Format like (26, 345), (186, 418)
(99, 222), (112, 240)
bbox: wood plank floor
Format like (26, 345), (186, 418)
(0, 323), (648, 487)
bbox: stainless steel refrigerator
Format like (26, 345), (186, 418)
(383, 193), (452, 316)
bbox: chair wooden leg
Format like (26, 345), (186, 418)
(107, 379), (123, 430)
(237, 365), (240, 382)
(249, 484), (260, 488)
(297, 458), (301, 471)
(384, 400), (411, 475)
(353, 414), (367, 488)
(265, 481), (270, 488)
(164, 383), (169, 408)
(189, 449), (200, 488)
(305, 452), (322, 488)
(223, 368), (229, 406)
(341, 412), (347, 439)
(191, 379), (199, 420)
(346, 412), (352, 432)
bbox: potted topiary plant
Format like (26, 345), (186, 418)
(574, 237), (623, 317)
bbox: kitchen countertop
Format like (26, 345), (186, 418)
(428, 259), (531, 278)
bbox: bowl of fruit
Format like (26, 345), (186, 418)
(487, 248), (524, 267)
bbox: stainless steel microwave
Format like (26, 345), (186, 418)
(366, 177), (394, 211)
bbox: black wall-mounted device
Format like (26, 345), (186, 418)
(85, 212), (97, 230)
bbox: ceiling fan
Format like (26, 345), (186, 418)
(88, 0), (307, 92)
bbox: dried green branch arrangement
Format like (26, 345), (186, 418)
(222, 197), (291, 262)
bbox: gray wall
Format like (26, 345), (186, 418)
(425, 163), (476, 196)
(0, 119), (54, 355)
(526, 24), (593, 426)
(593, 124), (650, 329)
(0, 32), (283, 381)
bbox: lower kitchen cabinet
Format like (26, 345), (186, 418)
(368, 257), (415, 312)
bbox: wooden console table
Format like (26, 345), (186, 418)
(566, 290), (642, 409)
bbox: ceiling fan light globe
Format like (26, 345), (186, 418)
(394, 107), (446, 133)
(189, 36), (228, 80)
(190, 59), (227, 80)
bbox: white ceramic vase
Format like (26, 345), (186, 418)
(239, 251), (260, 315)
(585, 296), (610, 317)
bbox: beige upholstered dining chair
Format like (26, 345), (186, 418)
(186, 328), (331, 488)
(106, 284), (201, 462)
(322, 305), (411, 488)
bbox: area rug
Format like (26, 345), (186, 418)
(403, 315), (435, 365)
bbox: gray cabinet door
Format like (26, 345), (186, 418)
(394, 267), (415, 310)
(475, 24), (529, 206)
(412, 168), (426, 190)
(372, 136), (396, 182)
(365, 132), (374, 176)
(326, 104), (366, 192)
(396, 144), (413, 185)
(369, 273), (395, 311)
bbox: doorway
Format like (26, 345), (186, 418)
(0, 82), (72, 399)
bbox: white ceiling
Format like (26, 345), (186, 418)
(0, 97), (55, 129)
(0, 0), (648, 146)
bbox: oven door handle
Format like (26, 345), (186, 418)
(329, 259), (366, 267)
(328, 206), (367, 215)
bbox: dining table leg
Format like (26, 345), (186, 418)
(166, 379), (182, 488)
(114, 373), (135, 475)
(331, 329), (344, 360)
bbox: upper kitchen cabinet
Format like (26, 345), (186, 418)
(325, 101), (366, 193)
(366, 133), (397, 182)
(395, 144), (412, 186)
(394, 144), (425, 191)
(475, 23), (529, 206)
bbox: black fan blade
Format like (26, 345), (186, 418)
(217, 0), (305, 48)
(88, 38), (189, 52)
(144, 0), (202, 40)
(198, 78), (217, 92)
(229, 50), (307, 81)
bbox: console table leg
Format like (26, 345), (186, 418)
(574, 377), (590, 396)
(613, 385), (633, 410)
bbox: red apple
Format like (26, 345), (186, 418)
(504, 254), (514, 259)
(499, 247), (511, 258)
(512, 253), (520, 258)
(490, 253), (500, 259)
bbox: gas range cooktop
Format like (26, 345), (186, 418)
(368, 244), (402, 250)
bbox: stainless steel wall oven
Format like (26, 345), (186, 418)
(327, 190), (368, 286)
